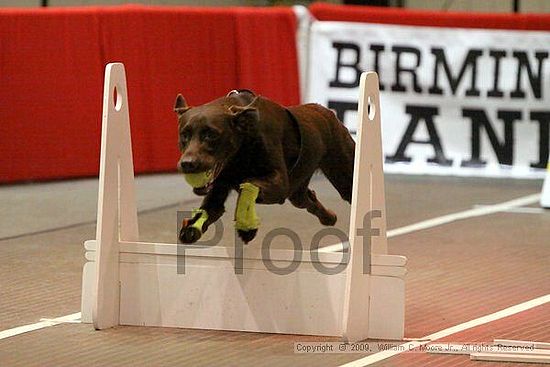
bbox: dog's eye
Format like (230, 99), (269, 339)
(201, 129), (219, 142)
(180, 131), (191, 145)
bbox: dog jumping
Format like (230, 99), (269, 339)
(175, 89), (355, 244)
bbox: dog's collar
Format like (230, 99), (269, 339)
(226, 89), (256, 97)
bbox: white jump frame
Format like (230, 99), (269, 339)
(81, 63), (407, 341)
(541, 162), (550, 208)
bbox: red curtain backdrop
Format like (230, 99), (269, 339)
(309, 2), (550, 30)
(4, 3), (550, 183)
(0, 5), (300, 183)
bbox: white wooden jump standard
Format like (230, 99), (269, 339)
(81, 63), (407, 341)
(541, 161), (550, 208)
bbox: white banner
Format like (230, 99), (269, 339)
(306, 21), (550, 178)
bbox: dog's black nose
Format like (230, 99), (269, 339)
(180, 159), (199, 173)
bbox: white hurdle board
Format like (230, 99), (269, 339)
(81, 63), (407, 341)
(541, 162), (550, 208)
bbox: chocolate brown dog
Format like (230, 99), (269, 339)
(175, 90), (355, 244)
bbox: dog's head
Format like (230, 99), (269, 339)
(174, 93), (258, 189)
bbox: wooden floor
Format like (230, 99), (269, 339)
(1, 173), (548, 367)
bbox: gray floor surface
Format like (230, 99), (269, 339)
(0, 173), (548, 367)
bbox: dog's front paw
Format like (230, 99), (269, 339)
(179, 209), (208, 244)
(237, 229), (258, 244)
(179, 224), (202, 243)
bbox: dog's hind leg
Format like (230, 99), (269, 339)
(290, 187), (337, 226)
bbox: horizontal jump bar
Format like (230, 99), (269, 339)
(84, 240), (407, 267)
(84, 250), (407, 277)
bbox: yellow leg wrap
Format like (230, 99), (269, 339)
(190, 208), (208, 234)
(235, 183), (260, 231)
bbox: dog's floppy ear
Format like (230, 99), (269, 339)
(174, 94), (191, 116)
(228, 98), (259, 132)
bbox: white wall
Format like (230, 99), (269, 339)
(405, 0), (550, 13)
(521, 0), (550, 13)
(0, 0), (268, 7)
(0, 0), (40, 7)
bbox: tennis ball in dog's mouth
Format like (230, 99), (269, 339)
(184, 171), (213, 188)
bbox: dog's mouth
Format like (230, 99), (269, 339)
(184, 161), (225, 194)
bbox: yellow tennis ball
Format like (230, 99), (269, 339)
(183, 171), (212, 188)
